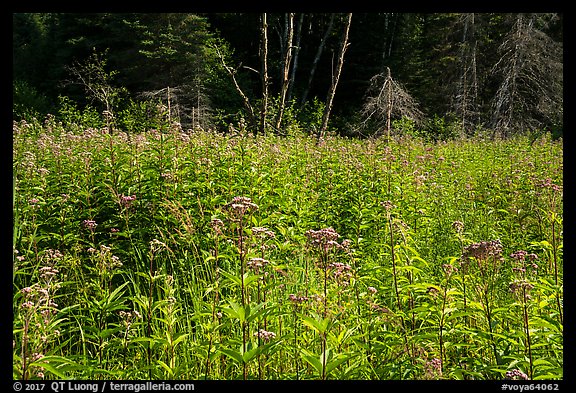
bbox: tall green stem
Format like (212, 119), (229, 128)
(522, 286), (533, 379)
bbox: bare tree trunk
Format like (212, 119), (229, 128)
(388, 13), (399, 59)
(320, 13), (352, 138)
(456, 13), (479, 135)
(260, 13), (269, 135)
(382, 13), (399, 62)
(300, 13), (335, 109)
(386, 68), (392, 141)
(287, 13), (304, 104)
(167, 86), (172, 125)
(215, 46), (258, 129)
(275, 13), (295, 131)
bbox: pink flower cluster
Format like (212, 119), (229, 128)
(288, 293), (309, 304)
(462, 239), (503, 261)
(442, 263), (458, 276)
(510, 250), (538, 262)
(88, 244), (123, 271)
(423, 358), (443, 379)
(119, 310), (142, 329)
(252, 226), (276, 252)
(537, 178), (561, 192)
(509, 250), (538, 301)
(253, 329), (276, 342)
(510, 250), (539, 273)
(305, 227), (341, 253)
(20, 281), (59, 322)
(509, 279), (535, 300)
(82, 219), (98, 231)
(225, 196), (259, 219)
(328, 262), (353, 286)
(305, 227), (353, 271)
(120, 194), (136, 208)
(252, 226), (276, 239)
(210, 218), (225, 235)
(369, 302), (392, 314)
(505, 369), (529, 380)
(247, 257), (270, 274)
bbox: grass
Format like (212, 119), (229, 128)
(12, 119), (563, 380)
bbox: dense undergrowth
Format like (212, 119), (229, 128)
(12, 119), (563, 380)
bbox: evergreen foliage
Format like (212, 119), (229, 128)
(13, 12), (563, 137)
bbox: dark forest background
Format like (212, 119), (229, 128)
(12, 13), (563, 139)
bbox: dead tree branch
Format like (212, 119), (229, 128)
(214, 45), (258, 129)
(359, 67), (424, 140)
(320, 13), (352, 138)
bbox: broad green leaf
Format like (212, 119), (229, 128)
(245, 302), (267, 323)
(326, 353), (350, 374)
(157, 360), (174, 378)
(29, 361), (68, 379)
(301, 349), (323, 375)
(242, 343), (260, 363)
(301, 314), (330, 335)
(29, 356), (81, 379)
(219, 269), (242, 286)
(170, 333), (189, 348)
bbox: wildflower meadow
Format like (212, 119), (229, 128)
(12, 119), (563, 381)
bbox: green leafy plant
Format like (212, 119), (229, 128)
(12, 119), (562, 380)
